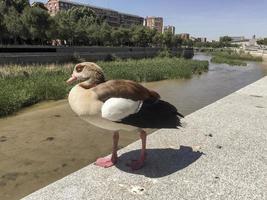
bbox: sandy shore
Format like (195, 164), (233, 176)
(0, 100), (153, 200)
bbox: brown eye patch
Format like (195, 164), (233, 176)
(76, 65), (84, 73)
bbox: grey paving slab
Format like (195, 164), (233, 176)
(22, 76), (267, 200)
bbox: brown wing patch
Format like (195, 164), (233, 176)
(92, 80), (160, 102)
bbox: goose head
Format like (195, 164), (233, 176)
(66, 62), (105, 88)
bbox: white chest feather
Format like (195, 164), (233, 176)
(101, 98), (143, 121)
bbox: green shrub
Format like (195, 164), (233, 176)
(157, 48), (173, 58)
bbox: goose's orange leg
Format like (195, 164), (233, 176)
(128, 130), (147, 170)
(95, 131), (119, 168)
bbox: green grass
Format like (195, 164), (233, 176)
(0, 64), (73, 116)
(210, 56), (247, 66)
(0, 57), (208, 117)
(210, 50), (263, 66)
(100, 57), (208, 82)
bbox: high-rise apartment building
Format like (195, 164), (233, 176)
(144, 17), (163, 33)
(44, 0), (143, 27)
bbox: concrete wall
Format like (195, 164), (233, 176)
(0, 46), (194, 65)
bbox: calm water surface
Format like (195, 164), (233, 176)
(144, 53), (267, 115)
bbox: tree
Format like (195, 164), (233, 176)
(0, 2), (7, 43)
(257, 38), (267, 46)
(54, 6), (97, 45)
(131, 26), (150, 47)
(152, 32), (163, 47)
(219, 36), (232, 43)
(4, 7), (25, 44)
(2, 0), (30, 13)
(120, 28), (131, 46)
(145, 28), (156, 46)
(163, 30), (173, 48)
(182, 39), (193, 47)
(172, 34), (182, 47)
(21, 7), (52, 44)
(111, 27), (125, 46)
(12, 0), (30, 13)
(98, 22), (111, 46)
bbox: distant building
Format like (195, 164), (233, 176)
(144, 17), (163, 33)
(179, 33), (190, 40)
(190, 36), (207, 42)
(119, 12), (144, 28)
(44, 0), (143, 27)
(232, 35), (262, 49)
(230, 36), (246, 42)
(199, 37), (207, 43)
(163, 25), (175, 34)
(220, 36), (246, 42)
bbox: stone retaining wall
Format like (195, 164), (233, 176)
(0, 46), (194, 64)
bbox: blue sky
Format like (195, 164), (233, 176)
(34, 0), (267, 41)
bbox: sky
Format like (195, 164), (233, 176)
(34, 0), (267, 41)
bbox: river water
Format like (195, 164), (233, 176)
(144, 53), (267, 115)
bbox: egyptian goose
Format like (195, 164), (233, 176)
(66, 62), (161, 170)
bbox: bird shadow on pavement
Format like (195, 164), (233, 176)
(120, 100), (184, 129)
(115, 146), (203, 178)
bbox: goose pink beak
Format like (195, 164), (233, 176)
(66, 75), (77, 84)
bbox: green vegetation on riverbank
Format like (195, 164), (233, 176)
(210, 51), (262, 66)
(211, 56), (247, 66)
(0, 57), (208, 117)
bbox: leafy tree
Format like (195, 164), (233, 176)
(145, 28), (156, 46)
(2, 0), (30, 13)
(163, 30), (173, 48)
(21, 7), (52, 44)
(54, 11), (73, 44)
(111, 27), (132, 46)
(54, 7), (97, 45)
(4, 7), (25, 44)
(131, 26), (150, 47)
(182, 39), (193, 47)
(0, 2), (7, 43)
(69, 6), (96, 21)
(120, 28), (131, 46)
(257, 38), (267, 46)
(12, 0), (30, 13)
(152, 32), (163, 47)
(111, 27), (124, 46)
(98, 22), (111, 46)
(219, 36), (232, 43)
(172, 34), (182, 47)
